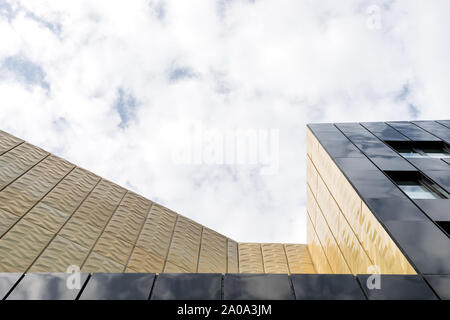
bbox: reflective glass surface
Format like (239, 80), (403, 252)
(79, 273), (155, 300)
(398, 182), (440, 199)
(0, 273), (22, 299)
(223, 274), (294, 300)
(151, 273), (222, 300)
(357, 275), (437, 300)
(6, 273), (89, 300)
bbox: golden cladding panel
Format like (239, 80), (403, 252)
(227, 239), (239, 273)
(0, 130), (22, 155)
(306, 184), (317, 228)
(0, 208), (19, 237)
(0, 187), (36, 217)
(0, 155), (74, 217)
(72, 179), (126, 229)
(261, 243), (289, 274)
(316, 175), (340, 237)
(306, 156), (318, 196)
(164, 261), (190, 273)
(315, 143), (341, 201)
(312, 137), (415, 275)
(284, 244), (316, 274)
(16, 155), (74, 192)
(41, 167), (100, 215)
(166, 216), (202, 272)
(82, 252), (125, 273)
(336, 175), (362, 234)
(238, 243), (264, 273)
(136, 205), (177, 259)
(306, 213), (314, 258)
(120, 192), (152, 217)
(0, 143), (48, 190)
(0, 220), (54, 272)
(306, 214), (332, 274)
(127, 246), (165, 273)
(315, 205), (350, 274)
(59, 215), (102, 250)
(29, 235), (89, 272)
(306, 127), (318, 163)
(295, 264), (316, 273)
(23, 202), (69, 233)
(92, 231), (134, 266)
(104, 206), (146, 244)
(197, 228), (227, 273)
(337, 214), (372, 274)
(360, 203), (415, 274)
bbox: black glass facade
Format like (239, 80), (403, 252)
(1, 272), (446, 300)
(308, 120), (450, 298)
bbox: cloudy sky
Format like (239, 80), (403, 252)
(0, 0), (449, 243)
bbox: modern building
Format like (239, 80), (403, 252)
(0, 120), (449, 300)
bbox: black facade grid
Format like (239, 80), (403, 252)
(308, 121), (450, 276)
(307, 123), (422, 274)
(386, 121), (442, 141)
(2, 272), (449, 300)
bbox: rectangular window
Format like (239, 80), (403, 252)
(396, 180), (441, 199)
(397, 147), (426, 158)
(386, 141), (450, 159)
(386, 171), (450, 200)
(421, 147), (450, 158)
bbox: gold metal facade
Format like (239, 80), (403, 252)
(0, 130), (314, 274)
(306, 127), (416, 274)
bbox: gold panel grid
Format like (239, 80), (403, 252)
(166, 216), (202, 272)
(359, 202), (415, 274)
(306, 184), (317, 228)
(306, 156), (318, 197)
(315, 143), (343, 202)
(0, 130), (22, 155)
(284, 244), (315, 274)
(261, 243), (289, 274)
(120, 192), (152, 217)
(71, 180), (126, 229)
(0, 155), (74, 217)
(59, 215), (102, 250)
(0, 219), (54, 272)
(316, 175), (340, 237)
(104, 206), (146, 244)
(29, 235), (89, 272)
(306, 127), (318, 163)
(0, 129), (321, 274)
(82, 252), (125, 273)
(337, 213), (372, 274)
(314, 203), (350, 274)
(126, 246), (165, 273)
(197, 228), (227, 273)
(306, 214), (332, 273)
(40, 167), (100, 215)
(0, 143), (48, 190)
(23, 202), (70, 233)
(335, 174), (361, 234)
(164, 261), (190, 273)
(92, 231), (134, 266)
(238, 243), (264, 273)
(135, 204), (177, 259)
(0, 208), (19, 238)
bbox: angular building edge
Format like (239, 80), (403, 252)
(306, 125), (416, 275)
(0, 129), (314, 274)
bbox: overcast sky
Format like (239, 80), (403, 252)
(0, 0), (449, 243)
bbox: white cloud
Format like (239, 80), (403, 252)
(0, 0), (449, 243)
